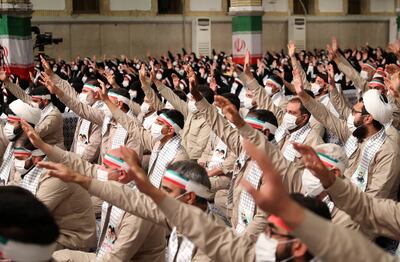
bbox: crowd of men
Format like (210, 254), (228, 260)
(1, 36), (400, 261)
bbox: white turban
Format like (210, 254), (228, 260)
(362, 89), (393, 125)
(9, 99), (41, 125)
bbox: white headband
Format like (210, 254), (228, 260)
(31, 94), (51, 100)
(0, 237), (56, 262)
(108, 91), (130, 105)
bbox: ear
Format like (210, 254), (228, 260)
(166, 126), (175, 136)
(186, 192), (197, 205)
(330, 168), (341, 178)
(364, 114), (374, 125)
(292, 240), (308, 258)
(118, 171), (128, 183)
(263, 129), (270, 138)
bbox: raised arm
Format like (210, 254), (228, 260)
(139, 64), (164, 111)
(154, 81), (189, 118)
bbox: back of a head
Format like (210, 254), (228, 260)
(220, 93), (240, 110)
(110, 87), (130, 99)
(315, 143), (348, 174)
(198, 84), (215, 104)
(290, 193), (331, 220)
(248, 109), (278, 128)
(0, 186), (59, 261)
(174, 90), (188, 102)
(31, 85), (51, 97)
(160, 109), (185, 130)
(167, 160), (211, 189)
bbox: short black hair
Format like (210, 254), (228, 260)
(198, 84), (215, 104)
(31, 85), (51, 96)
(290, 193), (331, 221)
(220, 93), (240, 110)
(268, 74), (283, 87)
(159, 109), (185, 130)
(289, 97), (311, 117)
(0, 186), (59, 245)
(173, 90), (187, 102)
(248, 109), (278, 141)
(110, 87), (130, 111)
(167, 160), (210, 205)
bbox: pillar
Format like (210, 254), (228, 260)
(0, 0), (33, 80)
(229, 0), (264, 65)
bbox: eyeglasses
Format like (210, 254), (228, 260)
(351, 108), (362, 115)
(265, 223), (295, 239)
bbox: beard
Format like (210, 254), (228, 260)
(352, 124), (368, 142)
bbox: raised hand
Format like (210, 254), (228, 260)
(243, 50), (253, 79)
(40, 55), (53, 76)
(292, 68), (305, 96)
(292, 143), (335, 188)
(214, 95), (245, 128)
(287, 41), (296, 58)
(139, 63), (148, 84)
(189, 72), (201, 101)
(241, 139), (296, 217)
(21, 119), (45, 149)
(97, 79), (110, 102)
(37, 161), (91, 189)
(0, 67), (9, 82)
(38, 72), (58, 95)
(331, 37), (338, 54)
(120, 146), (158, 196)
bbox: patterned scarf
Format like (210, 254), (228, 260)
(101, 110), (134, 149)
(148, 135), (183, 188)
(20, 157), (47, 195)
(166, 227), (195, 262)
(227, 152), (250, 206)
(0, 143), (14, 185)
(75, 101), (104, 155)
(275, 123), (312, 162)
(37, 103), (54, 125)
(97, 182), (136, 259)
(236, 161), (263, 234)
(350, 128), (386, 192)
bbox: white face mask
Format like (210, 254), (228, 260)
(221, 64), (226, 70)
(82, 76), (88, 83)
(360, 70), (369, 80)
(188, 100), (198, 113)
(73, 65), (78, 71)
(311, 83), (322, 96)
(14, 159), (30, 175)
(243, 97), (254, 109)
(129, 90), (137, 99)
(265, 86), (273, 96)
(150, 123), (164, 141)
(102, 106), (113, 118)
(282, 113), (298, 130)
(255, 233), (298, 262)
(302, 169), (324, 197)
(135, 64), (141, 69)
(207, 77), (211, 84)
(141, 102), (150, 114)
(233, 72), (238, 78)
(346, 114), (356, 132)
(122, 80), (129, 88)
(31, 102), (40, 109)
(3, 122), (16, 140)
(165, 101), (174, 110)
(156, 73), (163, 80)
(79, 93), (89, 105)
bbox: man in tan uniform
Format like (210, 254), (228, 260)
(238, 52), (323, 163)
(22, 123), (166, 262)
(0, 69), (64, 149)
(42, 156), (222, 262)
(294, 72), (400, 201)
(151, 69), (213, 160)
(9, 133), (96, 252)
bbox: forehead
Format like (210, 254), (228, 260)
(266, 217), (289, 235)
(161, 178), (180, 191)
(31, 97), (42, 102)
(287, 100), (301, 111)
(353, 101), (364, 110)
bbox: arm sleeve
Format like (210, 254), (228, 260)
(99, 213), (155, 262)
(59, 92), (104, 125)
(293, 210), (397, 262)
(34, 113), (63, 139)
(302, 94), (351, 143)
(81, 123), (101, 163)
(4, 82), (32, 103)
(141, 81), (164, 111)
(195, 98), (242, 157)
(326, 178), (400, 240)
(88, 179), (170, 228)
(112, 107), (155, 151)
(158, 196), (256, 262)
(329, 85), (352, 119)
(155, 81), (189, 118)
(337, 53), (368, 94)
(37, 177), (70, 212)
(51, 74), (79, 98)
(246, 78), (285, 124)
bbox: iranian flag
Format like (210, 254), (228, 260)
(232, 16), (262, 65)
(0, 15), (33, 80)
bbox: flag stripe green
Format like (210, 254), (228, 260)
(0, 15), (31, 37)
(232, 16), (262, 32)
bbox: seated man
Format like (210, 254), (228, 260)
(0, 68), (64, 148)
(21, 122), (167, 262)
(0, 186), (59, 262)
(41, 156), (223, 261)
